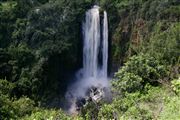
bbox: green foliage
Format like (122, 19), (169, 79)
(142, 22), (180, 65)
(161, 5), (180, 20)
(81, 102), (100, 120)
(112, 72), (143, 93)
(0, 96), (35, 120)
(96, 85), (180, 120)
(98, 103), (118, 120)
(0, 94), (15, 120)
(0, 1), (17, 47)
(159, 95), (180, 120)
(171, 77), (180, 95)
(0, 78), (72, 120)
(112, 54), (167, 93)
(97, 90), (154, 120)
(0, 79), (15, 95)
(0, 79), (35, 120)
(22, 109), (72, 120)
(0, 43), (35, 97)
(0, 79), (15, 120)
(7, 1), (93, 101)
(8, 43), (35, 68)
(22, 0), (88, 58)
(12, 18), (28, 42)
(109, 0), (180, 66)
(12, 97), (35, 118)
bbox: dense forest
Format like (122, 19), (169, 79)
(0, 0), (180, 119)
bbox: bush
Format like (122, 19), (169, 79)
(12, 97), (35, 117)
(105, 85), (180, 120)
(159, 96), (180, 120)
(0, 79), (15, 95)
(98, 91), (154, 120)
(112, 54), (167, 93)
(112, 72), (143, 93)
(81, 102), (100, 120)
(98, 104), (118, 120)
(22, 109), (72, 120)
(0, 79), (35, 120)
(8, 43), (35, 68)
(142, 22), (180, 65)
(171, 77), (180, 95)
(0, 94), (15, 120)
(0, 95), (35, 120)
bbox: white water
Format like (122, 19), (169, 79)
(102, 11), (108, 78)
(66, 6), (109, 110)
(82, 5), (100, 78)
(83, 6), (108, 79)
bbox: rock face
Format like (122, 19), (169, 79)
(66, 85), (107, 114)
(90, 86), (105, 103)
(76, 85), (105, 110)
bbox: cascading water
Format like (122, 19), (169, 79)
(102, 11), (108, 78)
(82, 5), (108, 80)
(66, 5), (109, 113)
(82, 5), (100, 78)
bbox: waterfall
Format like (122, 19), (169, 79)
(66, 6), (109, 109)
(102, 11), (108, 78)
(82, 5), (108, 79)
(82, 5), (100, 78)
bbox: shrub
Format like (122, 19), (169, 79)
(12, 97), (35, 117)
(0, 94), (15, 120)
(98, 104), (118, 120)
(171, 77), (180, 95)
(112, 72), (143, 93)
(159, 94), (180, 120)
(142, 22), (180, 65)
(112, 54), (167, 93)
(98, 91), (154, 120)
(0, 79), (35, 120)
(0, 95), (35, 120)
(81, 102), (100, 120)
(22, 109), (72, 120)
(0, 79), (15, 95)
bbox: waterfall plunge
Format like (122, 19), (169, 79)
(66, 6), (109, 105)
(83, 6), (108, 79)
(102, 11), (108, 78)
(82, 6), (100, 78)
